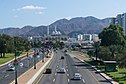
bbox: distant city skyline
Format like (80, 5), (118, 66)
(0, 0), (126, 28)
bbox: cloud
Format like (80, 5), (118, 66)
(18, 5), (46, 11)
(35, 11), (43, 15)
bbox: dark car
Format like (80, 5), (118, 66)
(61, 56), (64, 59)
(45, 68), (52, 74)
(64, 50), (67, 52)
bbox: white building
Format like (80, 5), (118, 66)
(77, 34), (99, 42)
(77, 34), (83, 41)
(92, 34), (99, 42)
(83, 34), (92, 41)
(111, 13), (126, 35)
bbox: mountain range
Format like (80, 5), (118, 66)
(0, 16), (111, 37)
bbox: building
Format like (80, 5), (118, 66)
(44, 26), (69, 42)
(92, 34), (100, 42)
(83, 34), (92, 41)
(28, 36), (42, 41)
(77, 34), (83, 41)
(111, 13), (126, 35)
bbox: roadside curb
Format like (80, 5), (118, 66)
(74, 57), (118, 84)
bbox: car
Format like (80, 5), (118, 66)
(64, 50), (67, 52)
(73, 73), (81, 80)
(57, 67), (66, 73)
(9, 65), (15, 71)
(45, 68), (52, 74)
(61, 56), (64, 59)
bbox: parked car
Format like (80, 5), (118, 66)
(45, 68), (52, 74)
(73, 73), (81, 80)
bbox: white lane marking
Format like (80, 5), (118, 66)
(55, 73), (57, 76)
(67, 69), (68, 72)
(75, 66), (77, 68)
(5, 75), (9, 78)
(68, 79), (70, 82)
(57, 65), (58, 68)
(82, 79), (85, 83)
(67, 74), (69, 77)
(53, 79), (55, 82)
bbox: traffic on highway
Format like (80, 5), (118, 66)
(0, 48), (50, 84)
(0, 48), (112, 84)
(35, 50), (111, 84)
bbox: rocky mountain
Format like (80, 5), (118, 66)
(0, 16), (111, 37)
(0, 26), (34, 37)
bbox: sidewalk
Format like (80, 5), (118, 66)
(11, 52), (54, 84)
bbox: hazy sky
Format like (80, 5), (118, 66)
(0, 0), (126, 28)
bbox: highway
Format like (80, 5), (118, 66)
(36, 50), (111, 84)
(0, 53), (42, 84)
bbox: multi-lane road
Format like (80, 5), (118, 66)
(0, 50), (112, 84)
(36, 50), (111, 84)
(0, 53), (42, 84)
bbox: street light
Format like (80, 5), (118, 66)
(26, 53), (30, 68)
(14, 50), (18, 84)
(33, 52), (36, 69)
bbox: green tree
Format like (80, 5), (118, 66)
(93, 41), (100, 61)
(14, 36), (31, 51)
(0, 34), (13, 57)
(118, 48), (126, 68)
(99, 24), (126, 47)
(98, 46), (111, 61)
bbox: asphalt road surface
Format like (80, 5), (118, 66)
(36, 50), (111, 84)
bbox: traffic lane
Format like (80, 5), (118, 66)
(73, 58), (100, 84)
(66, 55), (84, 84)
(54, 53), (68, 84)
(68, 52), (90, 60)
(38, 52), (60, 84)
(0, 56), (30, 84)
(0, 53), (42, 84)
(3, 55), (35, 84)
(72, 57), (111, 84)
(38, 51), (69, 84)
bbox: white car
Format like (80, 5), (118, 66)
(9, 65), (15, 71)
(57, 68), (66, 73)
(73, 73), (81, 80)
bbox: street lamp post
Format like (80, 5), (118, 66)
(14, 50), (18, 84)
(42, 53), (44, 62)
(26, 53), (30, 68)
(34, 52), (36, 69)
